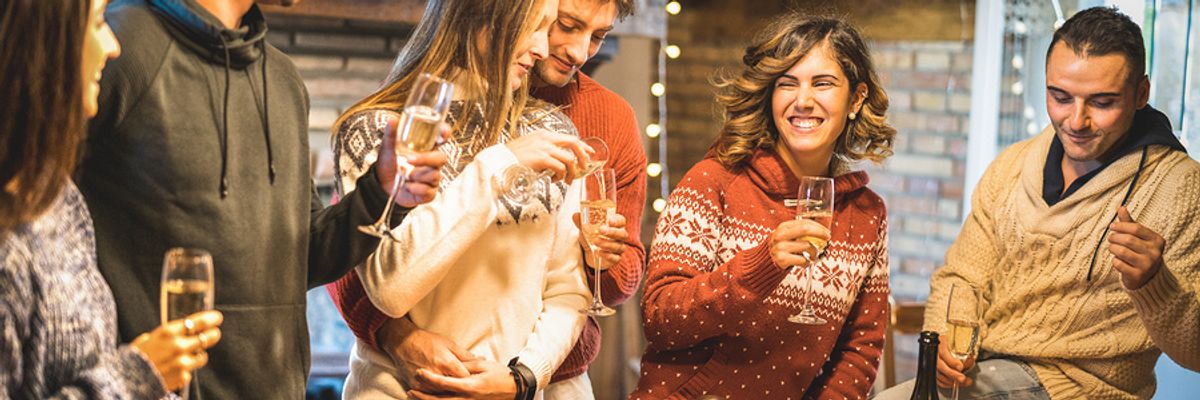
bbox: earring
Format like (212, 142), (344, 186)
(849, 112), (857, 120)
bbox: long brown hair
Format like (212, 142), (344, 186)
(712, 13), (896, 170)
(336, 0), (546, 149)
(0, 0), (90, 230)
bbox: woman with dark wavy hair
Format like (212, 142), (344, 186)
(634, 13), (896, 399)
(1, 0), (222, 397)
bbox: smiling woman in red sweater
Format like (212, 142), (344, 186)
(633, 14), (897, 400)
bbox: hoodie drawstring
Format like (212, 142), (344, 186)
(260, 40), (276, 183)
(216, 36), (277, 198)
(219, 36), (232, 198)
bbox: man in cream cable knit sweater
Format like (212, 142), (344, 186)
(875, 7), (1199, 400)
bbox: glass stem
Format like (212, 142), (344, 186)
(592, 245), (604, 306)
(802, 254), (814, 313)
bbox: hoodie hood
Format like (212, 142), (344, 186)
(148, 0), (276, 197)
(149, 0), (268, 69)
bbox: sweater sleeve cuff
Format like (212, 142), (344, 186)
(117, 345), (169, 398)
(514, 349), (552, 390)
(475, 144), (521, 186)
(736, 240), (790, 298)
(1128, 266), (1184, 315)
(358, 167), (411, 225)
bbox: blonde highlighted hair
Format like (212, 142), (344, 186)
(712, 13), (895, 170)
(334, 0), (546, 149)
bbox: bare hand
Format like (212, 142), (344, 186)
(378, 317), (475, 389)
(407, 359), (517, 400)
(376, 117), (451, 208)
(505, 131), (593, 182)
(1108, 206), (1166, 290)
(573, 211), (629, 271)
(131, 310), (223, 391)
(768, 219), (830, 270)
(935, 338), (975, 388)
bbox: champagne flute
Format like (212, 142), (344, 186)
(500, 137), (608, 206)
(161, 247), (214, 400)
(947, 282), (981, 400)
(358, 73), (454, 239)
(579, 168), (618, 316)
(787, 176), (834, 325)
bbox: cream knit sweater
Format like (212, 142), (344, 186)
(925, 128), (1200, 399)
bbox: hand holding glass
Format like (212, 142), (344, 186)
(501, 137), (607, 206)
(160, 247), (214, 400)
(787, 176), (833, 325)
(359, 73), (454, 239)
(580, 168), (618, 316)
(946, 282), (981, 400)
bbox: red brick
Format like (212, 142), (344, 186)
(940, 180), (965, 199)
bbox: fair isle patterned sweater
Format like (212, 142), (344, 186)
(334, 102), (589, 397)
(0, 183), (166, 399)
(633, 151), (889, 400)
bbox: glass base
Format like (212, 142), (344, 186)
(582, 303), (616, 317)
(357, 224), (388, 238)
(787, 310), (827, 325)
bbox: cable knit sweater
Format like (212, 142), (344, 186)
(0, 183), (166, 399)
(925, 127), (1200, 399)
(327, 72), (647, 384)
(633, 151), (890, 400)
(334, 102), (589, 398)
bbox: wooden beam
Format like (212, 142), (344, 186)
(259, 0), (426, 24)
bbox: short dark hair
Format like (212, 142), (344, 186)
(602, 0), (635, 21)
(1048, 6), (1146, 82)
(0, 0), (90, 231)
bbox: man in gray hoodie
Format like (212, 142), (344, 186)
(80, 0), (446, 398)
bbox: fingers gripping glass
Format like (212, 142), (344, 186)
(580, 168), (618, 316)
(500, 137), (608, 206)
(946, 282), (981, 400)
(788, 176), (833, 325)
(161, 248), (214, 400)
(359, 73), (454, 240)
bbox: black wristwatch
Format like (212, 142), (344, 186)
(508, 357), (537, 400)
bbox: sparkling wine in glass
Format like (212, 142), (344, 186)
(161, 247), (214, 400)
(947, 282), (981, 400)
(788, 176), (834, 325)
(580, 168), (617, 316)
(359, 73), (454, 239)
(501, 137), (608, 206)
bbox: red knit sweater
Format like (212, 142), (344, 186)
(632, 151), (889, 400)
(325, 72), (647, 383)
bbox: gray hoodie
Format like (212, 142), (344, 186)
(80, 0), (394, 398)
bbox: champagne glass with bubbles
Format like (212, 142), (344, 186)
(161, 247), (214, 400)
(500, 137), (608, 206)
(947, 282), (981, 400)
(579, 168), (618, 316)
(787, 176), (833, 325)
(359, 73), (454, 240)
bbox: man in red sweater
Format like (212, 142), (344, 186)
(325, 0), (646, 398)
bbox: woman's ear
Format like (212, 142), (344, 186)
(851, 82), (868, 115)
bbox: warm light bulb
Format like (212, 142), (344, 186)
(646, 123), (661, 138)
(651, 83), (666, 97)
(647, 163), (662, 177)
(653, 198), (667, 212)
(664, 45), (681, 59)
(665, 1), (681, 15)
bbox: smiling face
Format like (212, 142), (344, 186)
(1045, 41), (1149, 165)
(770, 41), (866, 171)
(510, 0), (557, 91)
(81, 0), (120, 117)
(534, 0), (617, 87)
